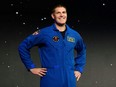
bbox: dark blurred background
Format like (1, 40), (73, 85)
(0, 0), (116, 87)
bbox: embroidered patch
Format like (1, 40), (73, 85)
(53, 36), (59, 42)
(32, 30), (40, 35)
(67, 36), (75, 42)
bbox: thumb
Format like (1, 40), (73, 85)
(76, 75), (81, 81)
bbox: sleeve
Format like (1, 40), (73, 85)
(74, 35), (86, 73)
(18, 31), (43, 70)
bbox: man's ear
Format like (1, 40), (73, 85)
(51, 14), (54, 19)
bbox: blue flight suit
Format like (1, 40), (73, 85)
(18, 23), (86, 87)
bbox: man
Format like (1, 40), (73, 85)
(18, 4), (86, 87)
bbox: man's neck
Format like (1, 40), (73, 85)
(55, 23), (66, 32)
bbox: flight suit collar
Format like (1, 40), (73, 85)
(52, 23), (70, 34)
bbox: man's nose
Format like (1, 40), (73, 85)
(60, 13), (64, 16)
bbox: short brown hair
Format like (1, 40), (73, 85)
(51, 4), (67, 14)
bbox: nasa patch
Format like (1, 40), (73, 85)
(53, 36), (59, 42)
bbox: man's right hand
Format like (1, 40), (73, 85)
(30, 68), (47, 77)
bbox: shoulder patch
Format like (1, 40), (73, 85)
(32, 30), (40, 35)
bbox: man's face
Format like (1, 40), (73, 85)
(51, 7), (67, 25)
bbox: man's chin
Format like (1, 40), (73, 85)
(57, 23), (66, 26)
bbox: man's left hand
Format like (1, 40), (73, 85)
(74, 71), (81, 81)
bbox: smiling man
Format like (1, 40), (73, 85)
(18, 3), (86, 87)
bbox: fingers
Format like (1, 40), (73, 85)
(30, 68), (47, 77)
(38, 72), (44, 77)
(38, 68), (47, 77)
(75, 74), (79, 81)
(38, 71), (46, 76)
(74, 71), (81, 81)
(76, 75), (80, 81)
